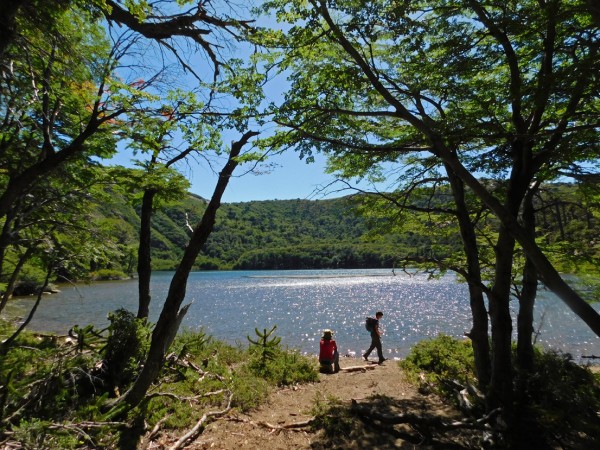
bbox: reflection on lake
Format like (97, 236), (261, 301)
(4, 269), (600, 362)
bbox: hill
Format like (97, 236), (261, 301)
(95, 181), (599, 275)
(98, 192), (407, 272)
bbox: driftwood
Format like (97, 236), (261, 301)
(350, 399), (500, 431)
(165, 353), (226, 383)
(142, 355), (232, 449)
(168, 390), (233, 450)
(139, 415), (170, 449)
(228, 415), (315, 432)
(339, 365), (377, 373)
(147, 388), (229, 403)
(439, 378), (485, 415)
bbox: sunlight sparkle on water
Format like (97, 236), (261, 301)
(5, 269), (600, 362)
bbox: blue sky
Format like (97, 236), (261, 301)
(103, 145), (347, 203)
(100, 5), (359, 204)
(182, 149), (341, 203)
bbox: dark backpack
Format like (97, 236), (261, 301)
(365, 317), (376, 332)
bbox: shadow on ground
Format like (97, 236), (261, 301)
(309, 394), (482, 449)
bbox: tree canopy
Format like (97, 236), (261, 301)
(259, 0), (600, 432)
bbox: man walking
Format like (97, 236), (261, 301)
(363, 311), (386, 364)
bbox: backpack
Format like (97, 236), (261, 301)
(365, 317), (376, 332)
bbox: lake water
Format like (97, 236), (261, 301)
(4, 269), (600, 363)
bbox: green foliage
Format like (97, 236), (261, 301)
(517, 349), (600, 443)
(70, 324), (106, 353)
(90, 269), (129, 281)
(73, 181), (598, 278)
(247, 325), (282, 369)
(401, 335), (600, 445)
(254, 347), (318, 387)
(0, 319), (319, 446)
(401, 334), (477, 389)
(11, 419), (77, 450)
(5, 178), (590, 281)
(169, 328), (212, 358)
(247, 325), (318, 386)
(103, 309), (151, 391)
(0, 324), (105, 431)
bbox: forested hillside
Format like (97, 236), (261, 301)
(101, 192), (410, 271)
(96, 182), (598, 274)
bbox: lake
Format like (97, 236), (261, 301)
(4, 269), (600, 363)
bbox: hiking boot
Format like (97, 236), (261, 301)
(362, 354), (368, 361)
(378, 358), (387, 365)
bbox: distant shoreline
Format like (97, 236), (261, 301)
(244, 273), (396, 279)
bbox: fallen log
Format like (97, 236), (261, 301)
(228, 415), (315, 432)
(339, 365), (377, 372)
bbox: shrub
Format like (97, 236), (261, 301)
(401, 335), (600, 447)
(401, 334), (476, 387)
(248, 346), (318, 386)
(90, 269), (128, 280)
(103, 309), (151, 392)
(516, 349), (600, 445)
(246, 326), (318, 386)
(0, 321), (320, 448)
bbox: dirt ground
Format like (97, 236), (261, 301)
(171, 357), (481, 450)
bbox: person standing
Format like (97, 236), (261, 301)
(363, 311), (386, 364)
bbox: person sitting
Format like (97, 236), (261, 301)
(319, 329), (340, 373)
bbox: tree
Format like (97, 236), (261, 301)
(0, 4), (125, 221)
(115, 130), (258, 410)
(0, 0), (258, 266)
(0, 163), (115, 341)
(262, 0), (600, 430)
(1, 0), (268, 419)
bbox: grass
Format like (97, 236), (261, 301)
(0, 318), (319, 449)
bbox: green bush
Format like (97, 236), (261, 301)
(103, 309), (151, 392)
(517, 349), (600, 443)
(400, 334), (476, 387)
(90, 269), (128, 280)
(246, 326), (318, 386)
(0, 321), (320, 447)
(247, 346), (318, 386)
(401, 335), (600, 446)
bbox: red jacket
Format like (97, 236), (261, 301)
(319, 338), (337, 361)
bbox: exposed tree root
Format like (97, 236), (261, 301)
(139, 415), (170, 449)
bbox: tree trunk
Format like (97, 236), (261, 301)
(517, 192), (537, 372)
(0, 203), (22, 282)
(487, 228), (515, 421)
(440, 149), (600, 338)
(0, 247), (34, 314)
(445, 164), (490, 387)
(137, 189), (156, 319)
(115, 131), (258, 410)
(0, 0), (27, 57)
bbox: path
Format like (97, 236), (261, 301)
(187, 357), (466, 449)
